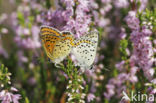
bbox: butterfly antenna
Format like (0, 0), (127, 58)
(91, 65), (110, 71)
(102, 65), (111, 71)
(103, 67), (110, 71)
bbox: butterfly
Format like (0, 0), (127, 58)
(72, 30), (99, 69)
(40, 26), (74, 65)
(40, 25), (98, 69)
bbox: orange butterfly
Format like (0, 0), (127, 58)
(40, 26), (74, 65)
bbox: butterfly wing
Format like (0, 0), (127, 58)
(51, 39), (72, 64)
(40, 26), (61, 36)
(72, 30), (98, 69)
(51, 31), (74, 64)
(40, 26), (62, 62)
(40, 26), (74, 64)
(41, 34), (61, 62)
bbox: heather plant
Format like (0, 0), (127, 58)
(0, 0), (156, 103)
(0, 64), (21, 103)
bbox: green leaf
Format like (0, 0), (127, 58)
(25, 97), (30, 103)
(17, 11), (25, 26)
(119, 39), (128, 59)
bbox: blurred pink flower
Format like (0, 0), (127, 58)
(0, 87), (21, 103)
(87, 93), (95, 102)
(125, 11), (140, 30)
(114, 0), (129, 8)
(0, 46), (8, 58)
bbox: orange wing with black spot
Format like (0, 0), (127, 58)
(40, 26), (62, 61)
(61, 31), (75, 46)
(40, 26), (61, 36)
(40, 26), (75, 64)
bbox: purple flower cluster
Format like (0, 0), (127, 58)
(41, 10), (68, 31)
(64, 0), (91, 37)
(14, 26), (41, 49)
(0, 87), (21, 103)
(42, 0), (91, 37)
(87, 93), (95, 102)
(103, 9), (153, 100)
(11, 0), (42, 49)
(138, 0), (148, 11)
(125, 11), (154, 80)
(104, 65), (138, 100)
(91, 0), (112, 28)
(114, 0), (129, 8)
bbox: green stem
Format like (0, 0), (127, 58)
(40, 59), (47, 101)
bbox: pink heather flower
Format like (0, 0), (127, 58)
(91, 0), (112, 28)
(0, 88), (21, 103)
(97, 18), (110, 28)
(142, 27), (153, 36)
(131, 29), (154, 71)
(115, 61), (125, 71)
(104, 89), (115, 100)
(101, 0), (111, 3)
(114, 0), (129, 8)
(0, 13), (8, 24)
(60, 0), (75, 8)
(89, 0), (98, 9)
(1, 28), (8, 34)
(87, 93), (95, 102)
(116, 86), (126, 98)
(138, 0), (148, 11)
(63, 0), (91, 37)
(125, 11), (140, 30)
(17, 51), (28, 63)
(96, 96), (101, 102)
(104, 84), (115, 100)
(14, 26), (41, 49)
(10, 87), (18, 92)
(146, 79), (156, 95)
(130, 66), (138, 75)
(31, 26), (41, 48)
(42, 10), (69, 31)
(119, 27), (127, 39)
(10, 0), (42, 49)
(126, 48), (130, 56)
(144, 69), (155, 80)
(151, 88), (156, 94)
(151, 79), (156, 84)
(125, 10), (154, 80)
(28, 77), (37, 85)
(42, 0), (91, 37)
(0, 46), (8, 58)
(128, 75), (138, 83)
(104, 67), (137, 99)
(23, 28), (30, 35)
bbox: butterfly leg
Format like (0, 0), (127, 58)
(55, 63), (64, 68)
(48, 58), (51, 63)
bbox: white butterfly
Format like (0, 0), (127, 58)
(72, 30), (99, 69)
